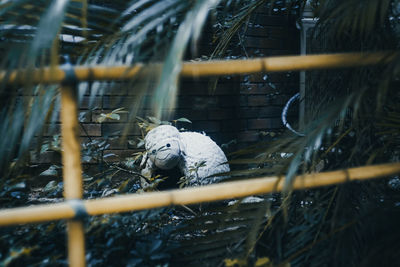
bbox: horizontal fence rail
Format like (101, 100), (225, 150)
(0, 52), (395, 85)
(0, 162), (399, 227)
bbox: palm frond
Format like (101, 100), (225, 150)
(152, 0), (221, 119)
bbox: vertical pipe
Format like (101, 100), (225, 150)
(61, 84), (86, 267)
(299, 1), (317, 131)
(299, 26), (306, 131)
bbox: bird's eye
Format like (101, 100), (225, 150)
(152, 149), (156, 154)
(166, 143), (171, 148)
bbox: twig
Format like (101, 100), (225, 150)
(109, 163), (148, 180)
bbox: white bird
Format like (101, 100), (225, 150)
(141, 125), (230, 186)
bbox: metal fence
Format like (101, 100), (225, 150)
(0, 52), (399, 267)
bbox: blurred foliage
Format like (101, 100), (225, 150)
(0, 0), (399, 267)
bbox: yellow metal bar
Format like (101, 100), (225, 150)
(0, 52), (395, 84)
(61, 84), (86, 267)
(0, 162), (398, 226)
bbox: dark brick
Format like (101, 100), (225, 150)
(214, 82), (239, 95)
(245, 26), (282, 38)
(237, 131), (260, 142)
(248, 118), (282, 129)
(245, 27), (298, 39)
(248, 119), (269, 129)
(103, 95), (158, 109)
(103, 96), (137, 109)
(178, 96), (218, 110)
(219, 95), (241, 107)
(249, 83), (299, 95)
(80, 124), (102, 137)
(221, 120), (247, 132)
(240, 96), (248, 106)
(240, 83), (297, 97)
(30, 151), (61, 164)
(91, 83), (130, 96)
(127, 83), (158, 96)
(259, 107), (283, 117)
(254, 5), (296, 15)
(107, 138), (128, 150)
(135, 108), (176, 121)
(241, 73), (298, 83)
(106, 82), (157, 96)
(280, 83), (301, 95)
(254, 4), (301, 16)
(213, 87), (238, 95)
(240, 84), (278, 95)
(245, 48), (295, 57)
(179, 80), (212, 95)
(208, 108), (236, 120)
(181, 80), (241, 96)
(244, 37), (285, 49)
(101, 123), (141, 136)
(180, 78), (206, 84)
(248, 94), (292, 107)
(237, 107), (283, 119)
(252, 15), (293, 26)
(267, 95), (291, 105)
(176, 96), (193, 108)
(219, 132), (239, 144)
(174, 109), (208, 120)
(237, 106), (283, 118)
(237, 108), (260, 118)
(195, 96), (218, 109)
(193, 121), (220, 133)
(178, 95), (218, 109)
(248, 96), (268, 106)
(179, 85), (208, 95)
(80, 96), (102, 109)
(43, 123), (101, 137)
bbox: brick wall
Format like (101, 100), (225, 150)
(175, 8), (300, 151)
(33, 7), (300, 163)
